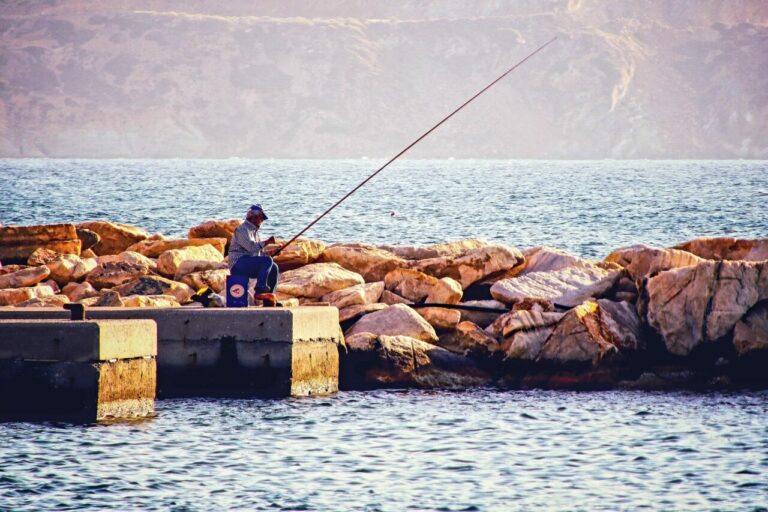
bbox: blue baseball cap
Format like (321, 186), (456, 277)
(247, 204), (268, 220)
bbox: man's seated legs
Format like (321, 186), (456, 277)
(231, 255), (278, 293)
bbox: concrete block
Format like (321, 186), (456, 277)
(0, 307), (340, 397)
(0, 319), (157, 422)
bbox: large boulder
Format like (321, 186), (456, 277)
(156, 244), (223, 278)
(672, 237), (768, 261)
(46, 254), (98, 286)
(488, 310), (566, 360)
(339, 303), (389, 323)
(277, 262), (365, 298)
(733, 301), (768, 355)
(605, 244), (703, 281)
(77, 221), (150, 256)
(96, 251), (158, 272)
(413, 245), (524, 288)
(62, 281), (99, 302)
(126, 238), (227, 257)
(417, 307), (462, 331)
(342, 333), (491, 389)
(0, 285), (55, 306)
(346, 303), (438, 343)
(122, 295), (181, 308)
(14, 294), (70, 308)
(181, 269), (229, 293)
(0, 265), (50, 289)
(644, 260), (768, 356)
(175, 260), (228, 280)
(490, 265), (622, 307)
(384, 268), (462, 304)
(322, 282), (384, 309)
(378, 239), (488, 260)
(91, 290), (123, 307)
(114, 275), (194, 302)
(380, 289), (412, 305)
(0, 224), (81, 263)
(188, 219), (241, 251)
(516, 246), (596, 277)
(266, 238), (326, 271)
(85, 261), (153, 289)
(438, 321), (503, 358)
(320, 243), (407, 282)
(538, 300), (643, 364)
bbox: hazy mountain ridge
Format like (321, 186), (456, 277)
(1, 1), (767, 158)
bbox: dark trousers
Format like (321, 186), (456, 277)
(230, 256), (279, 293)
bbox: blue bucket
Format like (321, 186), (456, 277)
(226, 275), (249, 307)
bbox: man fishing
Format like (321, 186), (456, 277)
(229, 204), (279, 299)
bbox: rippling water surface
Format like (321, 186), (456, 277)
(1, 391), (766, 511)
(2, 160), (768, 510)
(2, 159), (767, 257)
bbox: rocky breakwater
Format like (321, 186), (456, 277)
(1, 222), (766, 391)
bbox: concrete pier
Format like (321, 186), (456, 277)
(0, 307), (341, 397)
(0, 319), (157, 422)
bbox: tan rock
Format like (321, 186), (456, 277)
(86, 261), (153, 289)
(512, 297), (556, 313)
(181, 269), (229, 293)
(277, 262), (365, 298)
(46, 254), (98, 286)
(127, 238), (227, 257)
(490, 265), (622, 307)
(77, 221), (150, 255)
(322, 282), (384, 309)
(76, 228), (100, 251)
(346, 303), (438, 343)
(428, 277), (463, 304)
(733, 302), (768, 355)
(378, 239), (488, 260)
(122, 294), (181, 308)
(458, 300), (508, 328)
(81, 248), (98, 258)
(0, 265), (50, 289)
(0, 224), (81, 263)
(96, 251), (158, 272)
(114, 275), (194, 302)
(321, 243), (407, 282)
(644, 260), (768, 355)
(27, 248), (63, 266)
(41, 279), (60, 294)
(538, 300), (642, 364)
(343, 334), (491, 389)
(384, 268), (439, 302)
(188, 219), (241, 250)
(516, 246), (596, 277)
(14, 294), (70, 307)
(0, 285), (55, 306)
(267, 238), (326, 270)
(0, 264), (27, 276)
(673, 237), (768, 261)
(487, 309), (565, 339)
(380, 289), (412, 305)
(605, 244), (703, 281)
(175, 259), (228, 279)
(62, 281), (99, 302)
(438, 321), (503, 358)
(413, 244), (524, 288)
(92, 290), (123, 307)
(417, 307), (462, 331)
(278, 298), (300, 308)
(157, 244), (223, 278)
(339, 303), (389, 322)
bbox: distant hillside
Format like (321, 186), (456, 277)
(1, 0), (767, 158)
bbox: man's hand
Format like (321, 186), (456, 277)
(264, 236), (277, 246)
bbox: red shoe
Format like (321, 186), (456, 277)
(253, 292), (277, 307)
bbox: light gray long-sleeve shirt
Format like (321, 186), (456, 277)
(228, 220), (266, 269)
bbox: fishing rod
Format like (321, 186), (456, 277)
(273, 36), (558, 256)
